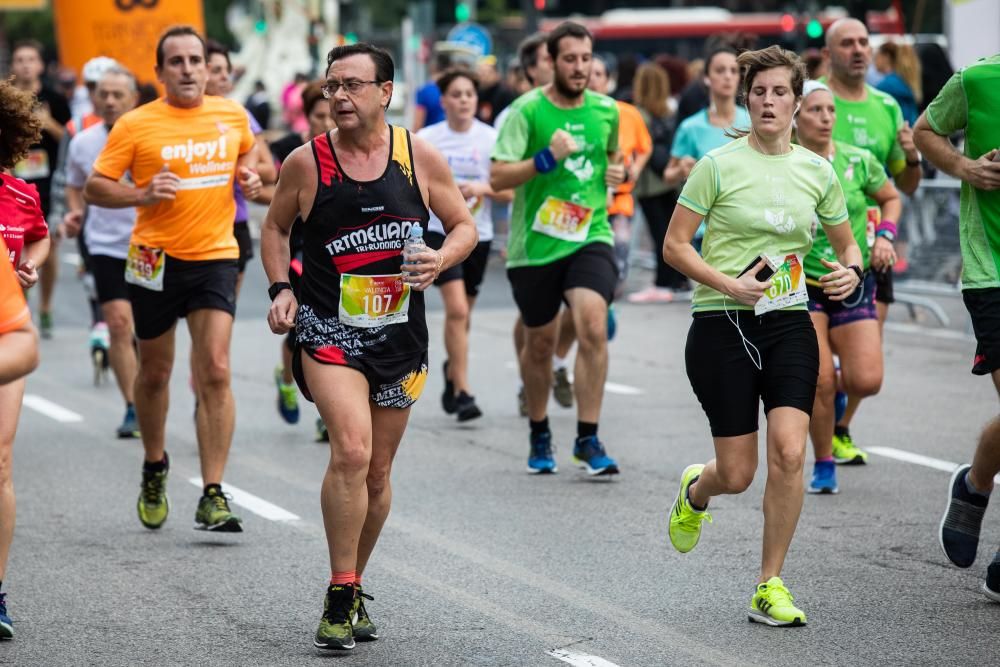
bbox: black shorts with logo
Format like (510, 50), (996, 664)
(507, 242), (618, 328)
(426, 231), (492, 297)
(128, 255), (238, 340)
(234, 221), (254, 273)
(964, 288), (1000, 376)
(685, 309), (819, 438)
(90, 254), (129, 304)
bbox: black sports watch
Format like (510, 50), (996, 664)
(848, 265), (864, 282)
(268, 281), (292, 300)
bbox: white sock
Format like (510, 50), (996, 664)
(553, 355), (568, 371)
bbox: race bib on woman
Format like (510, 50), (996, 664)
(755, 254), (808, 315)
(339, 274), (410, 328)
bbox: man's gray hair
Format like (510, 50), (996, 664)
(101, 64), (138, 93)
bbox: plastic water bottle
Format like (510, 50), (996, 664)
(403, 223), (426, 277)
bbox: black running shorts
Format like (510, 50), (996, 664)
(425, 231), (493, 298)
(685, 309), (820, 437)
(293, 346), (428, 409)
(234, 221), (254, 273)
(507, 242), (618, 328)
(89, 254), (129, 304)
(964, 288), (1000, 376)
(128, 256), (238, 340)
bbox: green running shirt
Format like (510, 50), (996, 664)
(925, 54), (1000, 290)
(492, 88), (619, 268)
(678, 137), (848, 312)
(804, 141), (887, 279)
(822, 79), (907, 176)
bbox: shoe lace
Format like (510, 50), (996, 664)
(530, 434), (554, 459)
(141, 472), (165, 504)
(355, 589), (374, 620)
(279, 384), (297, 410)
(206, 492), (232, 513)
(0, 592), (6, 612)
(763, 582), (794, 608)
(324, 586), (355, 622)
(577, 436), (606, 459)
(677, 502), (713, 530)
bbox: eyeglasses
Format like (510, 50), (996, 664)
(321, 79), (380, 98)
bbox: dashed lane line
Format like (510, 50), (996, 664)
(547, 648), (622, 667)
(22, 394), (84, 423)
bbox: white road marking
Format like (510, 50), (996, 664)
(22, 394), (84, 423)
(547, 648), (622, 667)
(868, 447), (1000, 483)
(62, 251), (81, 267)
(188, 477), (300, 522)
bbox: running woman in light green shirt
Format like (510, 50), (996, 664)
(663, 46), (861, 627)
(915, 53), (1000, 601)
(796, 80), (902, 495)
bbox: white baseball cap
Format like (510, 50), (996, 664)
(83, 56), (120, 83)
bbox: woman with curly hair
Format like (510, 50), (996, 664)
(0, 76), (50, 639)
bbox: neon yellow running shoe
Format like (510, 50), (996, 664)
(137, 458), (169, 530)
(749, 577), (807, 627)
(668, 464), (712, 553)
(832, 430), (868, 465)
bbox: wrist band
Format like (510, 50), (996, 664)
(534, 148), (557, 174)
(433, 250), (444, 279)
(876, 220), (897, 237)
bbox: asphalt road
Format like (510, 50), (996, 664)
(5, 241), (999, 666)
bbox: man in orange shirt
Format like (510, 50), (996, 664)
(85, 25), (262, 533)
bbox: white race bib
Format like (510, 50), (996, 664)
(754, 254), (808, 316)
(531, 196), (594, 242)
(124, 244), (165, 292)
(338, 274), (410, 328)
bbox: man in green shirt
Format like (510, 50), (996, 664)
(820, 17), (923, 464)
(915, 53), (1000, 602)
(491, 21), (624, 476)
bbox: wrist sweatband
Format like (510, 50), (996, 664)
(876, 220), (897, 237)
(534, 148), (557, 174)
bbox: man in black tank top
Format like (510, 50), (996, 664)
(260, 43), (477, 651)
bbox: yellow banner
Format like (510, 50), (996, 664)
(0, 0), (47, 9)
(53, 0), (204, 89)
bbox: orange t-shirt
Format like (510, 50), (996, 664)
(0, 237), (30, 335)
(610, 100), (653, 217)
(93, 96), (254, 261)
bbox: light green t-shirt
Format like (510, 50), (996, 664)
(677, 137), (848, 311)
(823, 80), (907, 176)
(925, 54), (1000, 290)
(491, 87), (619, 268)
(804, 141), (887, 279)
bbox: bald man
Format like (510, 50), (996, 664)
(818, 17), (921, 468)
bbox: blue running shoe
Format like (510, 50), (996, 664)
(0, 592), (13, 639)
(939, 464), (988, 568)
(606, 305), (617, 341)
(572, 436), (619, 476)
(834, 391), (848, 424)
(527, 431), (557, 474)
(807, 460), (839, 494)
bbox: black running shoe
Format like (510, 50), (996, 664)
(985, 557), (1000, 603)
(939, 464), (988, 568)
(455, 391), (482, 422)
(441, 360), (457, 414)
(315, 584), (355, 650)
(352, 586), (378, 641)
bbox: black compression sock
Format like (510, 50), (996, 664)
(143, 454), (168, 473)
(834, 425), (849, 438)
(577, 421), (598, 439)
(529, 418), (549, 437)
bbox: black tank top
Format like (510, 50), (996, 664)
(298, 125), (429, 357)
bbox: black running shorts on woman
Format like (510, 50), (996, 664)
(293, 126), (430, 408)
(685, 310), (820, 437)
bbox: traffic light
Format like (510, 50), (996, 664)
(455, 0), (471, 22)
(806, 19), (823, 39)
(780, 13), (795, 32)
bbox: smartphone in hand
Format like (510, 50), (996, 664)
(738, 255), (777, 282)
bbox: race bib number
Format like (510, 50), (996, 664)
(755, 254), (808, 316)
(13, 148), (50, 180)
(124, 244), (165, 292)
(339, 274), (410, 329)
(531, 196), (593, 242)
(865, 206), (880, 248)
